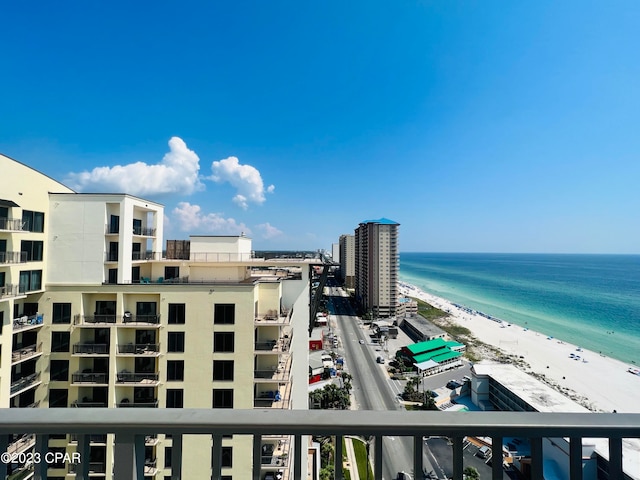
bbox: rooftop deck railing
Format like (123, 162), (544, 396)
(0, 410), (639, 480)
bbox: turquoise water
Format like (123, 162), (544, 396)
(399, 253), (640, 365)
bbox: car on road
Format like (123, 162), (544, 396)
(396, 472), (412, 480)
(376, 356), (385, 364)
(359, 339), (365, 344)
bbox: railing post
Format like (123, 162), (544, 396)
(452, 436), (463, 480)
(335, 435), (344, 480)
(253, 434), (262, 480)
(491, 435), (503, 480)
(530, 437), (543, 480)
(75, 434), (91, 480)
(294, 434), (303, 480)
(34, 433), (48, 480)
(212, 434), (223, 480)
(171, 434), (183, 480)
(0, 435), (7, 478)
(413, 435), (423, 480)
(373, 435), (382, 480)
(569, 437), (582, 480)
(608, 437), (623, 479)
(114, 432), (144, 479)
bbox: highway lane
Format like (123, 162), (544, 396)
(328, 286), (437, 479)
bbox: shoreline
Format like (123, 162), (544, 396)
(399, 282), (640, 414)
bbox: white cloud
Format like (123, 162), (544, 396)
(257, 222), (283, 239)
(172, 202), (250, 235)
(209, 156), (274, 209)
(65, 137), (204, 196)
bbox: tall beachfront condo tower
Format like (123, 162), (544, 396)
(338, 234), (355, 289)
(354, 218), (399, 318)
(0, 153), (311, 480)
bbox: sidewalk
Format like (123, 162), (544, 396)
(344, 436), (360, 480)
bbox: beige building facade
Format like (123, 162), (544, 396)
(0, 153), (311, 479)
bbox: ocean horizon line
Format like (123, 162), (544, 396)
(400, 251), (640, 256)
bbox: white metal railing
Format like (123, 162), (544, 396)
(0, 410), (639, 480)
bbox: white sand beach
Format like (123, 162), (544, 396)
(399, 283), (640, 413)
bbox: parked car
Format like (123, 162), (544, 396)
(376, 356), (385, 364)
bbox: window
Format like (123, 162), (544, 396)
(49, 389), (68, 408)
(167, 332), (185, 353)
(133, 218), (142, 235)
(164, 447), (172, 468)
(212, 389), (233, 408)
(164, 266), (179, 280)
(108, 242), (118, 262)
(211, 445), (233, 469)
(166, 389), (183, 408)
(136, 302), (157, 318)
(21, 210), (45, 232)
(51, 332), (70, 352)
(213, 360), (234, 381)
(109, 215), (120, 234)
(52, 303), (72, 324)
(167, 360), (184, 381)
(21, 240), (43, 261)
(214, 304), (235, 325)
(221, 447), (233, 468)
(213, 332), (234, 353)
(50, 360), (69, 381)
(168, 304), (185, 324)
(18, 269), (42, 292)
(108, 268), (118, 284)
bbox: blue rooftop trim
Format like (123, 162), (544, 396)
(360, 217), (399, 225)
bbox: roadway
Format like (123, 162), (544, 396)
(325, 284), (438, 480)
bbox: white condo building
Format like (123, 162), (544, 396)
(0, 153), (312, 480)
(354, 218), (399, 318)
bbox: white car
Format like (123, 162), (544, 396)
(359, 339), (365, 344)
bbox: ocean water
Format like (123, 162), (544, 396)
(399, 253), (640, 365)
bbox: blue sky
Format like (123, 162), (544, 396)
(2, 1), (639, 253)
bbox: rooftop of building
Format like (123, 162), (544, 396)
(472, 362), (590, 413)
(358, 217), (399, 225)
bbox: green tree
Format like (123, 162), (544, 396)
(464, 466), (480, 479)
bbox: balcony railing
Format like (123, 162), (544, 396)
(116, 400), (158, 408)
(71, 400), (108, 408)
(12, 313), (44, 331)
(73, 343), (110, 355)
(0, 217), (26, 231)
(10, 373), (41, 396)
(71, 372), (109, 384)
(11, 343), (42, 364)
(123, 313), (160, 324)
(116, 344), (160, 355)
(0, 251), (27, 264)
(116, 372), (160, 384)
(74, 314), (118, 325)
(0, 283), (19, 299)
(133, 226), (156, 236)
(0, 410), (639, 480)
